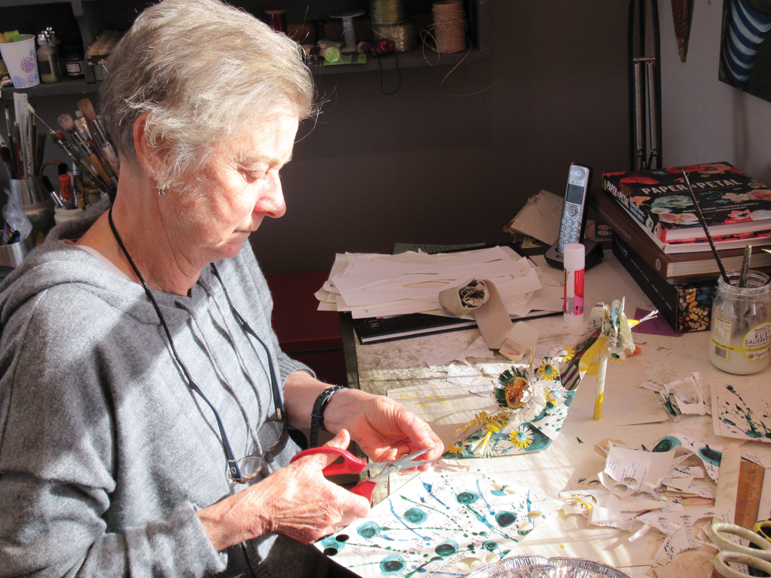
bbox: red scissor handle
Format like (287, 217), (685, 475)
(290, 446), (368, 476)
(352, 479), (377, 503)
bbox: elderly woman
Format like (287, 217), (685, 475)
(0, 0), (443, 576)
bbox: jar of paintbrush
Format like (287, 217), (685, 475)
(709, 266), (771, 375)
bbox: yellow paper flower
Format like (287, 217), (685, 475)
(509, 426), (533, 449)
(552, 346), (575, 363)
(537, 362), (560, 381)
(447, 441), (465, 455)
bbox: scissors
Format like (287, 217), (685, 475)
(290, 447), (434, 503)
(709, 521), (771, 578)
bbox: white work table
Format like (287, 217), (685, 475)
(339, 251), (771, 577)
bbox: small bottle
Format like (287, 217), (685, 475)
(45, 27), (65, 77)
(36, 32), (60, 84)
(563, 243), (585, 325)
(58, 163), (73, 208)
(63, 44), (85, 78)
(71, 163), (86, 208)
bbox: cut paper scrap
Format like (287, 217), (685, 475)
(712, 382), (771, 443)
(637, 506), (731, 564)
(317, 470), (548, 578)
(660, 373), (706, 417)
(559, 487), (666, 531)
(651, 435), (722, 483)
(603, 446), (676, 494)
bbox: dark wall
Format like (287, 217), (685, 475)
(254, 0), (629, 274)
(2, 1), (629, 276)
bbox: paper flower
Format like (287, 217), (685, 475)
(585, 299), (637, 421)
(551, 346), (575, 363)
(601, 298), (635, 362)
(496, 369), (532, 409)
(446, 441), (465, 455)
(536, 362), (560, 381)
(545, 382), (568, 406)
(447, 339), (581, 459)
(509, 425), (533, 449)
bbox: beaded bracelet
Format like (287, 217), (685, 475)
(309, 385), (346, 447)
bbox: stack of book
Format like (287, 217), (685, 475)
(593, 162), (771, 333)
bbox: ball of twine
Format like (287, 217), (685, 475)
(370, 0), (404, 25)
(432, 0), (466, 54)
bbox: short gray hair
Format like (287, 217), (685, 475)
(99, 0), (315, 188)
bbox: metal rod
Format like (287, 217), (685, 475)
(645, 58), (659, 168)
(633, 60), (646, 170)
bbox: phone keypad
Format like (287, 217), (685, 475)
(557, 203), (581, 251)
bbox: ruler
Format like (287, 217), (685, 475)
(712, 459), (765, 578)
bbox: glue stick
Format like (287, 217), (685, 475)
(563, 243), (585, 325)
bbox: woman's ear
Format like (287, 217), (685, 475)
(132, 113), (164, 179)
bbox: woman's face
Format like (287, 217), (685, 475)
(170, 110), (299, 264)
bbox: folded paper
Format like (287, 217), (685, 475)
(439, 278), (513, 350)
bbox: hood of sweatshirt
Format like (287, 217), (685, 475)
(0, 201), (212, 333)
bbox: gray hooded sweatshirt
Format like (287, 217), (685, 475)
(0, 206), (328, 577)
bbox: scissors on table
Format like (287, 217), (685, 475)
(290, 447), (434, 503)
(709, 521), (771, 578)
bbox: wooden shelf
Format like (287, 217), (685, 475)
(311, 46), (486, 75)
(0, 0), (489, 98)
(0, 76), (98, 100)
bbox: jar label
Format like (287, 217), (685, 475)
(712, 316), (732, 347)
(743, 322), (771, 361)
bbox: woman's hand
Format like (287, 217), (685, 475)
(324, 389), (445, 469)
(197, 429), (370, 551)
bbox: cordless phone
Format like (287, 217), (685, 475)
(545, 163), (601, 269)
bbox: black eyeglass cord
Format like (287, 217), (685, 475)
(107, 207), (281, 483)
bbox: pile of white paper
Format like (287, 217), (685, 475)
(560, 435), (729, 566)
(315, 246), (563, 319)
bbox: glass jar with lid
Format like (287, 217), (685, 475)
(709, 270), (771, 375)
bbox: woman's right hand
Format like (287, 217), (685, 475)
(197, 429), (371, 551)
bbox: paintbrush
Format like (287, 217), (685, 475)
(25, 103), (57, 134)
(681, 169), (730, 284)
(74, 116), (117, 184)
(77, 98), (120, 173)
(58, 113), (113, 185)
(739, 245), (752, 288)
(47, 131), (110, 194)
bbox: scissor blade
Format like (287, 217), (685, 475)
(362, 449), (431, 474)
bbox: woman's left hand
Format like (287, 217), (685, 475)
(324, 389), (444, 468)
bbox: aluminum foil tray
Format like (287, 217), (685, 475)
(466, 555), (633, 578)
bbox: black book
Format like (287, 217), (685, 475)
(612, 234), (717, 333)
(352, 310), (562, 344)
(352, 314), (478, 344)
